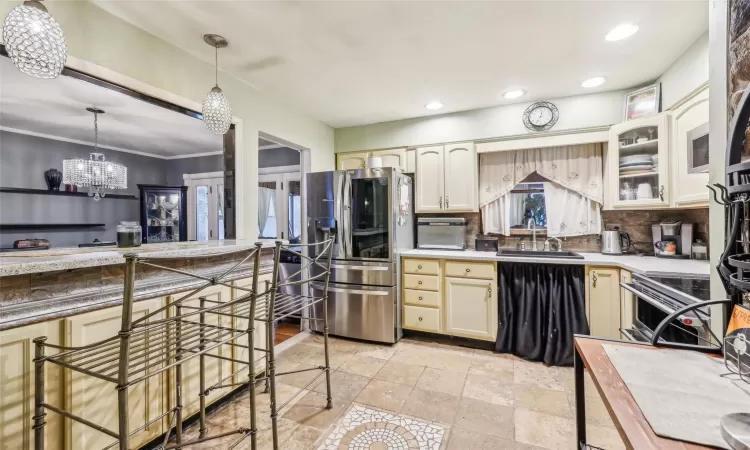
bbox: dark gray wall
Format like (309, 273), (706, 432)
(164, 155), (223, 185)
(0, 131), (222, 248)
(259, 147), (299, 168)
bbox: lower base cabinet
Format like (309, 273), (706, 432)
(65, 297), (167, 450)
(444, 277), (496, 341)
(586, 267), (622, 339)
(0, 320), (64, 450)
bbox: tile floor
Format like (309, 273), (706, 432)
(179, 333), (626, 450)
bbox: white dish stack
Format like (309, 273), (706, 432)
(619, 152), (658, 200)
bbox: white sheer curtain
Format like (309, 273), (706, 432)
(258, 187), (275, 235)
(543, 181), (601, 237)
(479, 143), (603, 236)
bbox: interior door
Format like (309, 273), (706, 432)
(186, 175), (224, 241)
(259, 172), (301, 241)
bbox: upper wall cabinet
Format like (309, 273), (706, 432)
(670, 87), (709, 207)
(336, 148), (408, 171)
(415, 142), (478, 213)
(607, 113), (671, 209)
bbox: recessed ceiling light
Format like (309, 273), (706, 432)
(425, 101), (443, 110)
(605, 23), (639, 42)
(503, 90), (526, 99)
(581, 77), (606, 88)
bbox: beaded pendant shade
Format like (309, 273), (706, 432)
(62, 108), (127, 201)
(201, 34), (231, 135)
(2, 0), (67, 79)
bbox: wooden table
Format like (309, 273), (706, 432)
(573, 335), (715, 450)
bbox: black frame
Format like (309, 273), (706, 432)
(137, 184), (188, 243)
(522, 101), (559, 132)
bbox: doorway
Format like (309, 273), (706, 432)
(258, 171), (301, 241)
(184, 172), (225, 241)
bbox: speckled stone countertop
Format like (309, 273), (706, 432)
(402, 249), (710, 278)
(0, 239), (285, 277)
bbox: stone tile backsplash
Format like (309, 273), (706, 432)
(420, 207), (709, 254)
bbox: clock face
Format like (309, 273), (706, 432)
(522, 101), (559, 131)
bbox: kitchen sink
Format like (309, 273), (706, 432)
(496, 249), (585, 259)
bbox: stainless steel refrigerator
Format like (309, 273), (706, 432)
(306, 167), (414, 343)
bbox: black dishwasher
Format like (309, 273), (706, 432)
(496, 262), (589, 366)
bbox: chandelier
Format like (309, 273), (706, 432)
(62, 108), (127, 201)
(201, 34), (231, 135)
(2, 0), (67, 79)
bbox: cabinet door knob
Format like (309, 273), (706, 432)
(466, 268), (471, 273)
(418, 281), (423, 285)
(592, 272), (598, 287)
(659, 185), (665, 201)
(418, 265), (422, 269)
(418, 317), (423, 321)
(419, 296), (423, 300)
(446, 196), (449, 208)
(439, 197), (443, 209)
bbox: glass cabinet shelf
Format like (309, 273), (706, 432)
(138, 184), (188, 243)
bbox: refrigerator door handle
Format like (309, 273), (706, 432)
(343, 173), (353, 259)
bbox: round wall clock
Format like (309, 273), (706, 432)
(522, 101), (559, 132)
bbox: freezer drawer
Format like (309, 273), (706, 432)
(311, 260), (395, 286)
(309, 281), (400, 343)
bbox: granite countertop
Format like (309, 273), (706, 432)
(0, 239), (285, 276)
(401, 249), (711, 278)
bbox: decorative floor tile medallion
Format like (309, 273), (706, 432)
(318, 404), (446, 450)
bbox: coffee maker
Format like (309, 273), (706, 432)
(651, 220), (694, 259)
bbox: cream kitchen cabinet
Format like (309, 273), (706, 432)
(336, 148), (408, 171)
(670, 87), (709, 207)
(401, 257), (497, 342)
(0, 320), (64, 450)
(173, 285), (234, 419)
(415, 143), (478, 213)
(406, 148), (416, 173)
(586, 267), (621, 339)
(607, 113), (671, 209)
(337, 151), (370, 170)
(232, 273), (272, 384)
(444, 277), (496, 341)
(65, 297), (167, 450)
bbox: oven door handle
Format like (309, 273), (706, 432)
(620, 282), (678, 316)
(329, 264), (389, 271)
(310, 281), (390, 296)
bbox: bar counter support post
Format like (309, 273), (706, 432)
(574, 342), (587, 449)
(248, 243), (262, 450)
(198, 296), (207, 438)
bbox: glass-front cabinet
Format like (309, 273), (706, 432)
(608, 113), (670, 208)
(138, 184), (188, 243)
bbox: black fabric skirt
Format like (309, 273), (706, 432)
(495, 262), (589, 366)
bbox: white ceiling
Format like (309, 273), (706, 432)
(0, 56), (222, 158)
(95, 1), (708, 128)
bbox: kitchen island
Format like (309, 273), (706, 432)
(0, 239), (281, 450)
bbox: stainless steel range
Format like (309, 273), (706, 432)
(305, 168), (414, 343)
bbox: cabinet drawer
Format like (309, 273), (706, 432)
(404, 274), (440, 291)
(445, 260), (495, 279)
(403, 305), (441, 332)
(404, 289), (441, 308)
(403, 258), (440, 275)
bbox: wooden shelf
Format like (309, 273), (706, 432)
(619, 171), (658, 178)
(0, 187), (138, 200)
(0, 223), (105, 230)
(618, 139), (658, 154)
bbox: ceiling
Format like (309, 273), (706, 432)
(95, 1), (708, 128)
(0, 56), (222, 158)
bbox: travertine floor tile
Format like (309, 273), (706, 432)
(559, 367), (601, 399)
(513, 384), (573, 418)
(356, 344), (398, 360)
(567, 393), (615, 428)
(514, 360), (564, 391)
(514, 408), (575, 450)
(273, 360), (325, 389)
(586, 424), (626, 450)
(281, 423), (324, 450)
(353, 379), (413, 412)
(417, 367), (468, 396)
(310, 369), (369, 402)
(374, 360), (425, 387)
(469, 352), (515, 381)
(282, 390), (348, 430)
(337, 354), (387, 377)
(276, 343), (321, 363)
(400, 387), (460, 424)
(447, 427), (543, 450)
(454, 397), (514, 439)
(462, 373), (514, 406)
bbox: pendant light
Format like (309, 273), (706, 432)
(2, 0), (67, 78)
(201, 34), (231, 135)
(62, 108), (128, 201)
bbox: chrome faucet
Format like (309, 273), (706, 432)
(544, 237), (562, 252)
(527, 218), (538, 251)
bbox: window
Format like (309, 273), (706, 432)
(508, 182), (547, 235)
